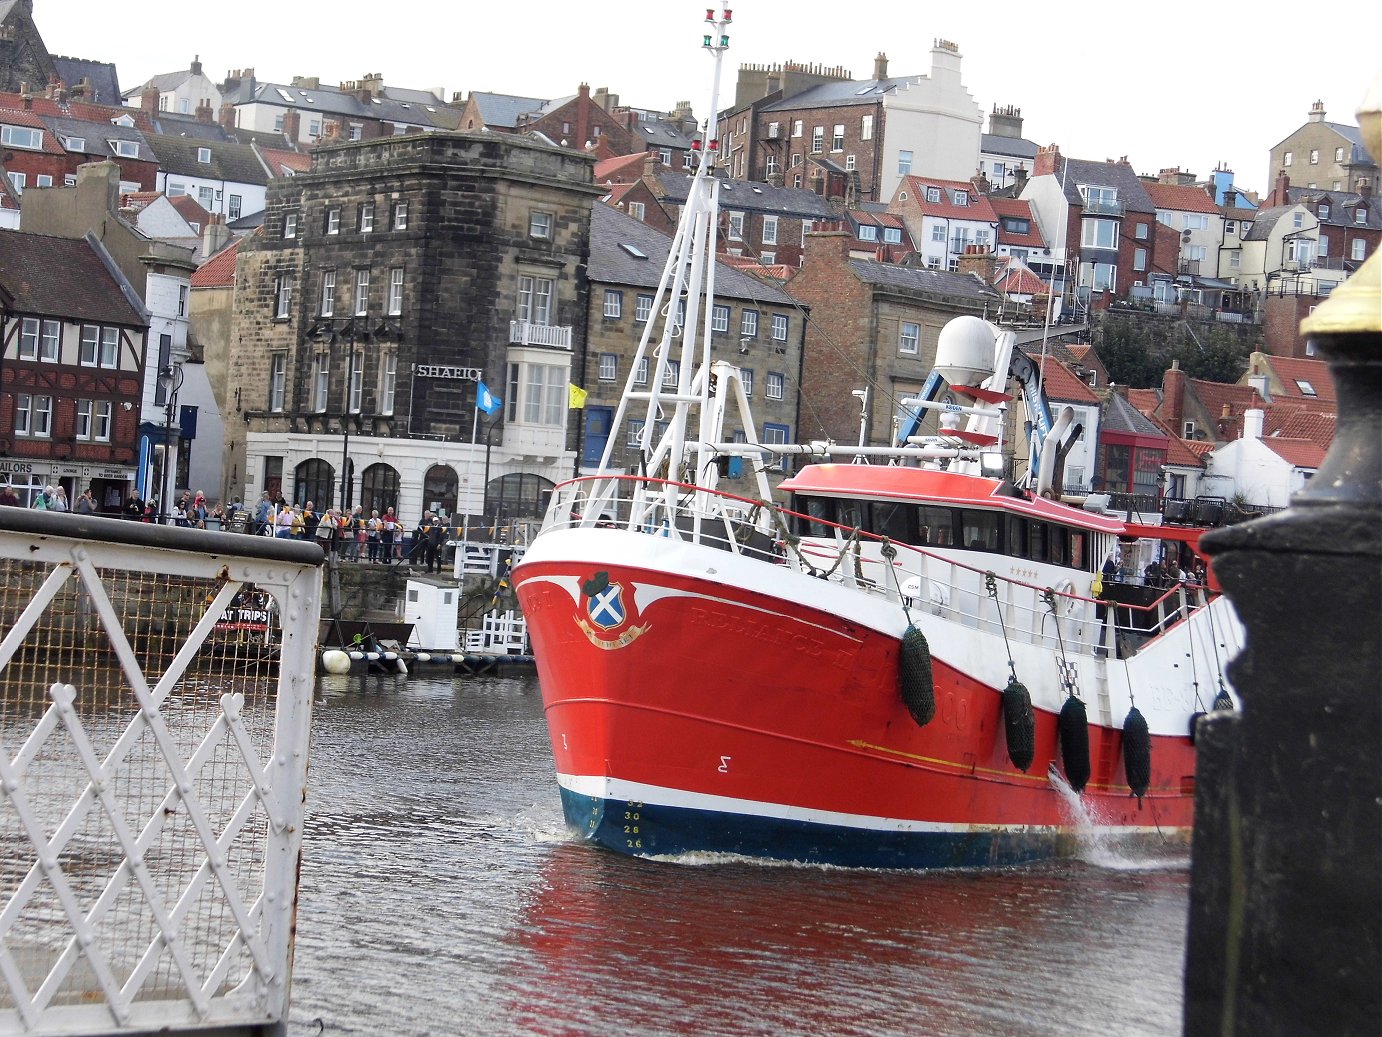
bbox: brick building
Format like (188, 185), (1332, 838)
(788, 229), (1001, 446)
(229, 131), (604, 526)
(582, 201), (803, 482)
(0, 229), (149, 510)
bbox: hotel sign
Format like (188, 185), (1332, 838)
(413, 365), (482, 381)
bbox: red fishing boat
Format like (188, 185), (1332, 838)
(512, 5), (1241, 868)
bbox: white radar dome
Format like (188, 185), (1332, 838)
(934, 316), (998, 387)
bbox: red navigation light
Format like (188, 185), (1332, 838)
(706, 8), (715, 19)
(723, 8), (733, 20)
(691, 140), (702, 151)
(709, 139), (719, 151)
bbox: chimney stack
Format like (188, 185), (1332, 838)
(1272, 168), (1291, 206)
(141, 85), (159, 115)
(873, 52), (888, 80)
(218, 102), (237, 129)
(1359, 178), (1373, 201)
(282, 109), (302, 142)
(1243, 408), (1265, 440)
(190, 55), (203, 77)
(1163, 358), (1186, 436)
(202, 214), (232, 257)
(1308, 100), (1326, 124)
(1034, 145), (1061, 178)
(195, 97), (214, 123)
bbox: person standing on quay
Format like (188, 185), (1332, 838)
(125, 490), (144, 519)
(74, 488), (96, 515)
(0, 483), (18, 507)
(366, 509), (382, 562)
(381, 507), (398, 563)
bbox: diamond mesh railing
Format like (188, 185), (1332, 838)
(0, 511), (323, 1036)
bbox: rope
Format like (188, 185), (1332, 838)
(1184, 591), (1207, 713)
(881, 539), (915, 626)
(1041, 588), (1077, 698)
(984, 572), (1018, 682)
(1202, 590), (1233, 705)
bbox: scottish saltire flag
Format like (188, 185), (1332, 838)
(477, 380), (502, 415)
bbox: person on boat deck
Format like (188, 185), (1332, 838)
(1143, 558), (1164, 587)
(1095, 552), (1119, 654)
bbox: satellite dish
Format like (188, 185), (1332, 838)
(1181, 230), (1193, 242)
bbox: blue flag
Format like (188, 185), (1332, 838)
(477, 380), (502, 415)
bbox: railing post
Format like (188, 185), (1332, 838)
(1183, 91), (1381, 1037)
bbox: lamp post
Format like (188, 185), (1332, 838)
(157, 363), (184, 525)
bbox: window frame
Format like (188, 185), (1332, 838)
(529, 210), (553, 239)
(320, 269), (335, 316)
(354, 268), (370, 316)
(765, 371), (786, 400)
(603, 289), (623, 318)
(771, 314), (789, 342)
(899, 321), (920, 354)
(388, 268), (404, 315)
(269, 355), (286, 412)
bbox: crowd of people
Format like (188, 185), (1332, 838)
(248, 493), (457, 572)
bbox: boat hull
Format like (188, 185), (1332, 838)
(516, 549), (1195, 868)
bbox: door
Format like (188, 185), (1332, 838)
(582, 407), (613, 467)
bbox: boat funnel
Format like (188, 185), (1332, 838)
(934, 316), (999, 387)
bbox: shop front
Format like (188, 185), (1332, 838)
(0, 458), (135, 513)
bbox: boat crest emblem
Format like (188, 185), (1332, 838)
(577, 571), (650, 650)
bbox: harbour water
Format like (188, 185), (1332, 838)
(290, 673), (1191, 1037)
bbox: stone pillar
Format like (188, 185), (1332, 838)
(1183, 87), (1381, 1037)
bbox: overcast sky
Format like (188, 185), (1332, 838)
(46, 1), (1378, 197)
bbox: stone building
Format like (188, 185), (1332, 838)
(581, 202), (803, 483)
(788, 230), (1001, 446)
(1268, 101), (1377, 194)
(229, 131), (604, 528)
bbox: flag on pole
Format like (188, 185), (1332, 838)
(568, 383), (588, 409)
(476, 380), (502, 415)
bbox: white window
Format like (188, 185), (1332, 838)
(712, 305), (730, 333)
(598, 353), (618, 380)
(354, 269), (370, 315)
(530, 211), (553, 239)
(899, 322), (920, 354)
(845, 154), (856, 171)
(1284, 151), (1293, 167)
(861, 115), (873, 140)
(1318, 204), (1330, 220)
(762, 215), (778, 246)
(1353, 238), (1367, 261)
(791, 120), (802, 138)
(1309, 149), (1319, 164)
(627, 201), (645, 221)
(360, 202), (375, 232)
(603, 289), (622, 318)
(284, 212), (298, 238)
(926, 187), (941, 203)
(811, 126), (823, 153)
(35, 173), (51, 187)
(741, 310), (758, 337)
(17, 318), (39, 359)
(320, 269), (335, 316)
(1081, 218), (1119, 250)
(991, 161), (1006, 177)
(771, 314), (789, 342)
(765, 155), (779, 176)
(275, 275), (293, 318)
(8, 171), (25, 192)
(327, 207), (341, 234)
(767, 121), (780, 139)
(506, 361), (566, 426)
(228, 193), (242, 219)
(931, 224), (946, 243)
(636, 294), (653, 322)
(1183, 214), (1209, 230)
(1080, 262), (1117, 292)
(76, 399), (112, 442)
(15, 394), (52, 437)
(883, 227), (901, 244)
(378, 353), (397, 415)
(349, 124), (363, 141)
(627, 418), (645, 446)
(762, 423), (789, 469)
(312, 354), (329, 412)
(659, 148), (672, 165)
(1319, 235), (1330, 257)
(1186, 245), (1207, 262)
(1293, 212), (1304, 229)
(269, 355), (286, 412)
(634, 357), (648, 385)
(765, 372), (785, 400)
(859, 224), (878, 241)
(898, 150), (912, 175)
(760, 252), (775, 264)
(1229, 251), (1241, 269)
(801, 220), (813, 246)
(348, 351), (363, 413)
(953, 190), (968, 206)
(832, 125), (844, 151)
(661, 360), (680, 387)
(197, 146), (211, 163)
(1355, 208), (1368, 225)
(79, 325), (119, 367)
(517, 275), (554, 325)
(1134, 247), (1147, 271)
(728, 211), (744, 240)
(1, 124), (42, 149)
(388, 268), (404, 315)
(393, 201), (409, 229)
(741, 369), (754, 396)
(198, 185), (214, 208)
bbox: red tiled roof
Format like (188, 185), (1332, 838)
(988, 196), (1046, 247)
(594, 152), (647, 183)
(0, 108), (66, 154)
(0, 230), (147, 325)
(894, 175), (998, 222)
(1259, 354), (1336, 405)
(1185, 440), (1214, 458)
(0, 93), (155, 131)
(1127, 387), (1161, 415)
(1040, 358), (1100, 403)
(1142, 413), (1206, 467)
(191, 237), (242, 288)
(604, 181), (640, 206)
(1190, 378), (1265, 434)
(1261, 437), (1326, 468)
(1144, 182), (1219, 215)
(169, 195), (212, 226)
(1268, 408), (1335, 446)
(259, 147), (310, 177)
(998, 265), (1049, 296)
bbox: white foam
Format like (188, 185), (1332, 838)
(1046, 764), (1188, 871)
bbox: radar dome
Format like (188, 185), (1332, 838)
(934, 316), (998, 387)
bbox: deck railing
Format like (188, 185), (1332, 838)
(0, 510), (323, 1037)
(539, 475), (1215, 660)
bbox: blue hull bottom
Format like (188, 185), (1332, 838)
(559, 787), (1066, 870)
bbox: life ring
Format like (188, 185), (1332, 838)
(899, 624), (935, 726)
(1002, 679), (1035, 772)
(1050, 578), (1080, 617)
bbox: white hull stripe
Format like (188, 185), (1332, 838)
(557, 772), (1171, 837)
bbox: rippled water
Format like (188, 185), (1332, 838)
(289, 674), (1190, 1037)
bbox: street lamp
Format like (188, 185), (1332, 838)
(157, 363), (185, 525)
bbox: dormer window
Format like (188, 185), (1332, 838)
(109, 139), (139, 158)
(1318, 204), (1330, 219)
(925, 187), (941, 203)
(953, 191), (968, 206)
(0, 125), (42, 150)
(197, 147), (211, 163)
(1355, 208), (1368, 225)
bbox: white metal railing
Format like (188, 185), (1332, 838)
(507, 321), (572, 349)
(540, 475), (1213, 660)
(0, 510), (323, 1036)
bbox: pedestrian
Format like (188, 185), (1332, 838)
(408, 514), (429, 567)
(381, 507), (398, 563)
(348, 505), (365, 561)
(74, 488), (96, 515)
(254, 492), (273, 536)
(31, 485), (52, 510)
(314, 508), (338, 553)
(172, 498), (187, 526)
(125, 490), (144, 519)
(0, 483), (18, 507)
(192, 491), (208, 528)
(207, 503), (225, 531)
(426, 514), (446, 573)
(275, 504), (296, 539)
(301, 501), (319, 541)
(366, 509), (382, 562)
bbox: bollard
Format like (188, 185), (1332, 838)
(1183, 88), (1382, 1037)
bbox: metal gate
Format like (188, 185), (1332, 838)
(0, 511), (323, 1036)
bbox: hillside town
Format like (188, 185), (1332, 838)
(0, 0), (1370, 533)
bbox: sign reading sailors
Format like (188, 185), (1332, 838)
(413, 365), (483, 381)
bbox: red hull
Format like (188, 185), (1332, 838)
(516, 558), (1194, 860)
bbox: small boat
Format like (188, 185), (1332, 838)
(512, 6), (1241, 868)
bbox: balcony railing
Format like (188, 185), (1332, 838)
(1083, 199), (1124, 216)
(1178, 259), (1201, 275)
(509, 321), (573, 349)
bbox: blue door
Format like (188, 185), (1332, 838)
(583, 407), (613, 466)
